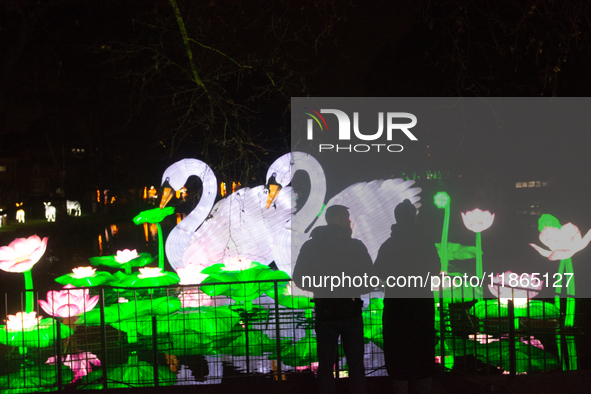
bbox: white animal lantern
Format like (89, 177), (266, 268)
(44, 202), (56, 222)
(15, 202), (25, 223)
(66, 200), (81, 216)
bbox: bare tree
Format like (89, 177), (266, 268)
(418, 0), (591, 97)
(98, 0), (353, 186)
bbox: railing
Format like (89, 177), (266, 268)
(0, 280), (580, 392)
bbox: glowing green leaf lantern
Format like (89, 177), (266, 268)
(220, 330), (274, 356)
(280, 335), (318, 367)
(0, 365), (74, 393)
(113, 305), (239, 337)
(110, 267), (180, 288)
(434, 242), (478, 261)
(0, 312), (73, 349)
(470, 299), (560, 320)
(473, 340), (559, 373)
(83, 355), (176, 389)
(200, 262), (283, 303)
(55, 266), (114, 287)
(133, 207), (175, 270)
(362, 298), (384, 348)
(89, 251), (155, 275)
(76, 297), (181, 326)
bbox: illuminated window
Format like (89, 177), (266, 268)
(528, 181), (535, 188)
(515, 182), (522, 188)
(536, 181), (541, 187)
(542, 181), (547, 187)
(0, 166), (5, 172)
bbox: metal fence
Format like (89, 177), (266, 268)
(0, 280), (582, 392)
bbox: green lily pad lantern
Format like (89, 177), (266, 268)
(0, 364), (74, 393)
(55, 266), (114, 287)
(133, 207), (175, 224)
(280, 335), (318, 367)
(111, 267), (180, 288)
(0, 312), (73, 349)
(272, 284), (313, 310)
(472, 340), (560, 373)
(200, 261), (286, 304)
(83, 355), (176, 389)
(133, 207), (175, 270)
(76, 297), (182, 326)
(362, 298), (384, 348)
(470, 299), (560, 320)
(220, 330), (274, 356)
(89, 250), (156, 275)
(112, 305), (240, 337)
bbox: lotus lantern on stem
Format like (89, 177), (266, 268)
(0, 235), (48, 312)
(530, 223), (591, 261)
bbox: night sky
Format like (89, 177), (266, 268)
(2, 0), (591, 190)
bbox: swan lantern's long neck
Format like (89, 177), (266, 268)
(162, 159), (217, 271)
(290, 152), (326, 232)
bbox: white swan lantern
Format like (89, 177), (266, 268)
(161, 152), (422, 277)
(160, 159), (218, 271)
(179, 152), (297, 271)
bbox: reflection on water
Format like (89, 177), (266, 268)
(142, 222), (159, 245)
(97, 225), (122, 254)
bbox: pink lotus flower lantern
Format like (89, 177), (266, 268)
(530, 223), (591, 261)
(461, 209), (495, 233)
(46, 352), (101, 382)
(488, 271), (543, 306)
(0, 235), (48, 312)
(39, 285), (99, 318)
(0, 235), (48, 273)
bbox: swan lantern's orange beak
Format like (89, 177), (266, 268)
(160, 180), (174, 209)
(265, 184), (281, 209)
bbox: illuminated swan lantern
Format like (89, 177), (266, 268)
(179, 152), (298, 270)
(161, 153), (422, 276)
(272, 156), (422, 274)
(160, 159), (218, 270)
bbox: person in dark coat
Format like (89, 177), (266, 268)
(293, 205), (374, 394)
(373, 199), (439, 394)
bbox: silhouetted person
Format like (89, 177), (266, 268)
(293, 205), (373, 394)
(373, 199), (439, 394)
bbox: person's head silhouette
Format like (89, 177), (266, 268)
(325, 205), (351, 229)
(394, 199), (416, 224)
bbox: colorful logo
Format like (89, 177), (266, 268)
(303, 108), (328, 132)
